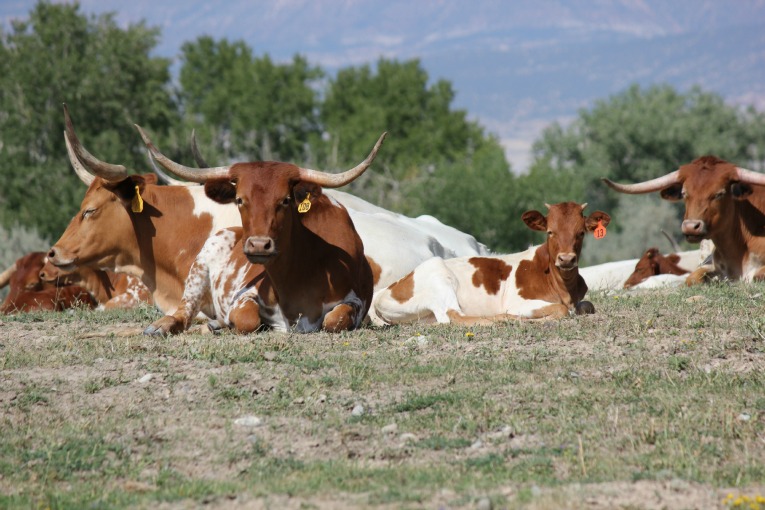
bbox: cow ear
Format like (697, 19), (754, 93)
(522, 210), (547, 231)
(660, 184), (683, 202)
(205, 178), (237, 204)
(104, 175), (147, 206)
(292, 181), (322, 207)
(666, 253), (681, 264)
(585, 211), (610, 231)
(731, 182), (753, 200)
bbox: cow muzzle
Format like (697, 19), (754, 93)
(243, 236), (278, 264)
(47, 247), (78, 273)
(681, 219), (708, 243)
(556, 253), (578, 271)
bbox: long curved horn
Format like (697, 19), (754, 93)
(661, 229), (682, 253)
(146, 149), (192, 186)
(298, 132), (386, 188)
(0, 262), (17, 289)
(736, 167), (765, 186)
(135, 124), (230, 182)
(64, 130), (95, 186)
(63, 103), (127, 182)
(190, 129), (210, 167)
(602, 170), (680, 194)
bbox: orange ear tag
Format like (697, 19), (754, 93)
(131, 185), (144, 213)
(593, 220), (607, 240)
(297, 193), (311, 214)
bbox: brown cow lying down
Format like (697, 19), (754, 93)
(138, 127), (384, 334)
(373, 202), (610, 325)
(39, 259), (153, 309)
(0, 252), (96, 313)
(622, 248), (690, 289)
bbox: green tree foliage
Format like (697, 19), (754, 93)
(317, 57), (522, 251)
(178, 36), (322, 164)
(525, 84), (765, 261)
(0, 1), (175, 239)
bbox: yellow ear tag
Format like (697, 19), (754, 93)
(297, 193), (311, 214)
(131, 185), (144, 213)
(593, 220), (606, 240)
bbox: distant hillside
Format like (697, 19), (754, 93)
(3, 0), (764, 171)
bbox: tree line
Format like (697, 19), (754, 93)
(2, 1), (764, 265)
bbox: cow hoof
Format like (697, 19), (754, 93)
(143, 325), (167, 336)
(144, 316), (181, 336)
(575, 301), (595, 315)
(207, 320), (224, 334)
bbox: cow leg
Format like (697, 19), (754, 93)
(445, 303), (573, 324)
(144, 255), (213, 336)
(228, 298), (262, 334)
(685, 264), (718, 286)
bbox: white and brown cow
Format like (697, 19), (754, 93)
(374, 202), (610, 325)
(138, 126), (384, 333)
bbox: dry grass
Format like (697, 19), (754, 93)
(1, 282), (764, 509)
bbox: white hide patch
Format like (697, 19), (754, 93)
(188, 186), (242, 233)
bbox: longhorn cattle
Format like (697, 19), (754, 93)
(373, 202), (610, 325)
(50, 106), (486, 333)
(622, 248), (690, 289)
(47, 105), (247, 318)
(0, 252), (96, 313)
(603, 156), (765, 284)
(138, 127), (385, 333)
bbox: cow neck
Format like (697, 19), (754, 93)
(709, 199), (759, 279)
(528, 243), (586, 306)
(122, 186), (200, 311)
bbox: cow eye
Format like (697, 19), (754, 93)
(281, 196), (291, 207)
(712, 190), (725, 200)
(235, 197), (243, 207)
(547, 231), (553, 237)
(82, 208), (96, 219)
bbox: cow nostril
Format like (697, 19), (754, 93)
(48, 249), (56, 259)
(263, 240), (272, 251)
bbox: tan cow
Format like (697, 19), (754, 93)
(46, 105), (244, 320)
(373, 202), (610, 325)
(603, 156), (765, 284)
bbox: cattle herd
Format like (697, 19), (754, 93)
(1, 104), (761, 332)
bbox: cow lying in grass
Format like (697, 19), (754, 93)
(0, 252), (96, 313)
(373, 202), (610, 325)
(622, 247), (690, 289)
(138, 126), (385, 333)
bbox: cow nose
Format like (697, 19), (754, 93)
(244, 236), (276, 257)
(681, 219), (706, 237)
(557, 253), (577, 268)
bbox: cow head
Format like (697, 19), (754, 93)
(47, 104), (156, 273)
(603, 156), (765, 243)
(522, 202), (611, 271)
(623, 247), (689, 288)
(137, 125), (386, 264)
